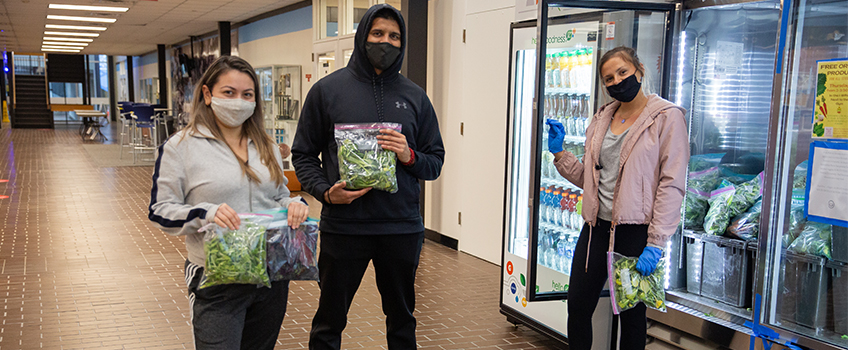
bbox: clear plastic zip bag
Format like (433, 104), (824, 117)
(335, 123), (402, 193)
(266, 216), (320, 281)
(607, 252), (667, 314)
(199, 213), (272, 289)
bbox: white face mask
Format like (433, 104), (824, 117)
(210, 96), (256, 127)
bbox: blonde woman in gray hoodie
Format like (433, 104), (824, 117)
(149, 55), (308, 350)
(546, 47), (689, 350)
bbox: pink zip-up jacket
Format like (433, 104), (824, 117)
(554, 94), (689, 248)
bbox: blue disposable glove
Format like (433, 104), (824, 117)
(546, 119), (566, 154)
(636, 246), (663, 276)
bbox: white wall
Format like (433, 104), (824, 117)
(238, 29), (315, 99)
(427, 0), (516, 264)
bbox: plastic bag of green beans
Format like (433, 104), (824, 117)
(199, 213), (272, 289)
(335, 123), (401, 193)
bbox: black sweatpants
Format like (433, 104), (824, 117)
(567, 219), (649, 350)
(309, 231), (425, 350)
(185, 260), (290, 350)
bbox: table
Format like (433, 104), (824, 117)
(75, 110), (108, 141)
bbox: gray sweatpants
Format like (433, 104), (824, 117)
(185, 260), (290, 350)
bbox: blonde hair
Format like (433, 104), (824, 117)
(183, 55), (285, 186)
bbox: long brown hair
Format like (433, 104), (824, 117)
(183, 55), (285, 186)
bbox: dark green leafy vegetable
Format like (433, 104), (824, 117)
(684, 167), (721, 229)
(201, 215), (271, 289)
(704, 173), (763, 236)
(788, 222), (833, 259)
(688, 153), (725, 172)
(784, 206), (806, 248)
(334, 123), (401, 193)
(337, 139), (398, 193)
(608, 252), (666, 313)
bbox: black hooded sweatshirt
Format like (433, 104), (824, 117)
(292, 4), (445, 235)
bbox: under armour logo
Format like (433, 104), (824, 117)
(396, 102), (408, 109)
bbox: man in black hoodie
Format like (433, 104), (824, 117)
(292, 4), (445, 349)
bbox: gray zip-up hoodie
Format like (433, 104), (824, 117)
(148, 124), (302, 266)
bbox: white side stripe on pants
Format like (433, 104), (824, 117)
(184, 261), (202, 346)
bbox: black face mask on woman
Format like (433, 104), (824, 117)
(365, 42), (401, 72)
(606, 74), (642, 102)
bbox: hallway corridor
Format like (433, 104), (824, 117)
(0, 123), (562, 349)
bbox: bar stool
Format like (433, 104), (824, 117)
(131, 105), (158, 163)
(118, 102), (135, 159)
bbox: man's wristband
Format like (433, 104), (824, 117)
(400, 148), (415, 166)
(323, 189), (333, 205)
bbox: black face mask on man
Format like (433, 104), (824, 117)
(606, 74), (642, 102)
(365, 42), (401, 72)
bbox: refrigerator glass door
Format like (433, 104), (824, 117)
(525, 1), (675, 302)
(764, 0), (848, 347)
(668, 0), (781, 321)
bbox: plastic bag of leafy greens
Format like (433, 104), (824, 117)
(784, 206), (806, 248)
(607, 252), (667, 314)
(335, 123), (402, 193)
(788, 222), (833, 259)
(726, 172), (764, 215)
(199, 213), (272, 289)
(688, 153), (725, 172)
(727, 199), (762, 241)
(684, 167), (721, 229)
(793, 160), (808, 190)
(704, 180), (736, 235)
(266, 217), (320, 281)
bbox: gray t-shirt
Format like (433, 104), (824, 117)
(597, 126), (631, 221)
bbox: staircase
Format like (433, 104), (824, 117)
(12, 75), (53, 129)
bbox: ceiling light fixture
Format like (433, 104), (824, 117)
(45, 24), (107, 31)
(44, 31), (99, 37)
(43, 37), (94, 42)
(43, 45), (85, 50)
(42, 48), (81, 53)
(48, 4), (128, 12)
(46, 15), (117, 23)
(43, 41), (88, 46)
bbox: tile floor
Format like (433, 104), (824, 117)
(0, 122), (563, 349)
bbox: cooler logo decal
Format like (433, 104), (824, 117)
(504, 260), (529, 307)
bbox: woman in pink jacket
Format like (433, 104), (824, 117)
(547, 46), (689, 350)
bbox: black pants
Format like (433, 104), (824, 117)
(567, 219), (648, 350)
(185, 260), (290, 350)
(309, 231), (425, 350)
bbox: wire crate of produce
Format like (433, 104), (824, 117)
(697, 233), (752, 308)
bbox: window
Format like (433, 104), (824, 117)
(320, 0), (339, 39)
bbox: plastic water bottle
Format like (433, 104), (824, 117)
(551, 188), (561, 226)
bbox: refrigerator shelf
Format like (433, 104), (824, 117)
(541, 177), (581, 192)
(546, 87), (591, 96)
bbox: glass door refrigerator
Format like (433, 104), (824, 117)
(508, 1), (848, 350)
(500, 2), (677, 347)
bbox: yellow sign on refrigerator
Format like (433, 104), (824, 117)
(813, 58), (848, 140)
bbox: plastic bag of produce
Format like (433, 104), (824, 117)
(607, 252), (666, 314)
(266, 217), (320, 281)
(688, 153), (725, 172)
(726, 199), (762, 241)
(684, 167), (721, 229)
(703, 173), (764, 236)
(199, 213), (272, 289)
(788, 222), (833, 259)
(335, 123), (402, 193)
(704, 180), (735, 235)
(793, 160), (808, 190)
(784, 206), (806, 248)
